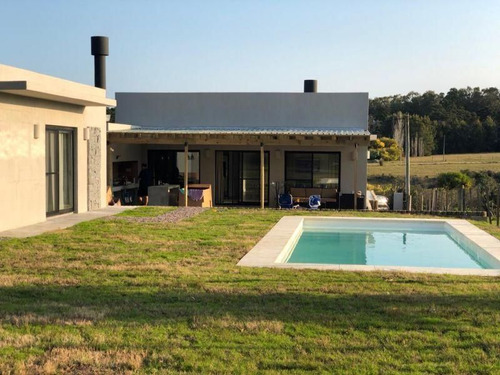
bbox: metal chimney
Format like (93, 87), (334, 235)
(304, 79), (318, 93)
(91, 36), (109, 89)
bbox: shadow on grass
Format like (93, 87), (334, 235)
(1, 284), (498, 331)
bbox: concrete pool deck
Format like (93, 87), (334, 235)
(237, 216), (500, 276)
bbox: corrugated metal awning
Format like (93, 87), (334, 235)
(107, 126), (370, 136)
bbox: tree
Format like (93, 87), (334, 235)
(369, 86), (500, 155)
(368, 137), (402, 161)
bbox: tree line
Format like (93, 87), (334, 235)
(369, 87), (500, 155)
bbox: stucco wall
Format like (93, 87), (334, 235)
(115, 93), (369, 130)
(0, 94), (107, 232)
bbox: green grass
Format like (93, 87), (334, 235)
(0, 209), (499, 374)
(368, 152), (500, 180)
(115, 206), (177, 217)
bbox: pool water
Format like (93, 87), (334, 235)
(286, 229), (492, 269)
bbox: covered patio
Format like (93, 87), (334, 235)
(107, 124), (374, 209)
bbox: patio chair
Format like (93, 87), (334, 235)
(278, 193), (294, 209)
(308, 195), (321, 210)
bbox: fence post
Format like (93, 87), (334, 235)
(461, 185), (465, 212)
(496, 185), (499, 227)
(486, 187), (492, 224)
(431, 189), (435, 212)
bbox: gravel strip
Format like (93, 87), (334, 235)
(116, 207), (206, 223)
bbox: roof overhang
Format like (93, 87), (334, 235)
(0, 80), (116, 107)
(107, 125), (373, 146)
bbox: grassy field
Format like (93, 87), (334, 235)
(0, 208), (499, 374)
(368, 152), (500, 180)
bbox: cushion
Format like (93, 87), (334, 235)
(321, 188), (337, 198)
(290, 187), (306, 197)
(305, 188), (321, 196)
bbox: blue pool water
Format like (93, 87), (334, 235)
(286, 229), (491, 269)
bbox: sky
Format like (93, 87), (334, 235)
(2, 0), (500, 98)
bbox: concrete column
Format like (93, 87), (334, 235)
(260, 143), (265, 209)
(184, 142), (189, 207)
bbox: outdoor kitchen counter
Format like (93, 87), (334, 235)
(112, 183), (139, 192)
(148, 184), (180, 206)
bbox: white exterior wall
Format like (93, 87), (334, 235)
(0, 65), (112, 232)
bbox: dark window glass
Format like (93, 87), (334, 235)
(148, 150), (200, 187)
(285, 152), (340, 190)
(313, 153), (339, 188)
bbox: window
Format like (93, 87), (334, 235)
(285, 152), (340, 189)
(176, 151), (200, 186)
(148, 150), (200, 187)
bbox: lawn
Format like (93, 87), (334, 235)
(368, 152), (500, 180)
(0, 208), (499, 374)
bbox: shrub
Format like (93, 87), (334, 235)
(436, 172), (473, 189)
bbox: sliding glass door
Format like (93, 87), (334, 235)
(215, 151), (269, 205)
(46, 127), (74, 216)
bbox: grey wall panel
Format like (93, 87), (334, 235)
(115, 93), (368, 130)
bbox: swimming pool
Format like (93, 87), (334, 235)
(238, 217), (500, 276)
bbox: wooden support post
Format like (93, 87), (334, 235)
(184, 142), (189, 207)
(260, 143), (265, 209)
(353, 144), (358, 210)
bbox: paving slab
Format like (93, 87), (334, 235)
(0, 206), (136, 238)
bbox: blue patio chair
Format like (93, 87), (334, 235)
(309, 195), (321, 210)
(278, 193), (294, 209)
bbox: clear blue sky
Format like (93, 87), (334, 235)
(3, 0), (500, 98)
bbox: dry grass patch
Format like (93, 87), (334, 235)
(22, 348), (145, 375)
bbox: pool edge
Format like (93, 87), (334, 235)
(237, 216), (500, 277)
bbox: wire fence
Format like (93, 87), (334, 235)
(407, 185), (500, 225)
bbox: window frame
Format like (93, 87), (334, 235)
(284, 151), (341, 190)
(147, 149), (201, 187)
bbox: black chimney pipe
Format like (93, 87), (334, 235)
(91, 36), (109, 89)
(304, 79), (317, 93)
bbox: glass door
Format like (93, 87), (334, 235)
(215, 151), (269, 205)
(241, 152), (269, 203)
(46, 127), (74, 216)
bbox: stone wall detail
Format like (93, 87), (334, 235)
(87, 127), (101, 210)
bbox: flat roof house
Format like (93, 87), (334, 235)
(108, 80), (372, 208)
(0, 60), (115, 232)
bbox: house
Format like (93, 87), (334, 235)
(108, 80), (373, 208)
(0, 57), (114, 231)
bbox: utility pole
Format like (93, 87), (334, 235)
(405, 113), (411, 211)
